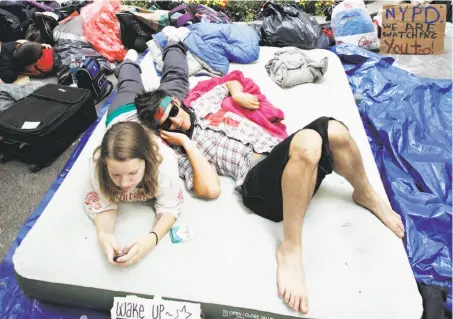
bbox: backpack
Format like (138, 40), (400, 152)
(76, 58), (113, 103)
(168, 3), (232, 27)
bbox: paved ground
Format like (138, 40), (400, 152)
(0, 30), (451, 263)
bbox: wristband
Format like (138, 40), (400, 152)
(150, 231), (159, 245)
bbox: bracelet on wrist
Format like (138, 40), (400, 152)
(149, 231), (158, 245)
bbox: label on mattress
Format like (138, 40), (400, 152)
(111, 295), (201, 319)
(170, 225), (194, 244)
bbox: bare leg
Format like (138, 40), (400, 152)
(277, 129), (322, 314)
(327, 120), (405, 238)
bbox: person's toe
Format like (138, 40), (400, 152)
(300, 296), (308, 314)
(288, 294), (296, 309)
(284, 291), (291, 304)
(392, 224), (404, 238)
(292, 296), (300, 311)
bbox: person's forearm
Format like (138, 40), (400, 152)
(183, 139), (220, 199)
(150, 213), (176, 245)
(94, 209), (117, 236)
(225, 80), (244, 98)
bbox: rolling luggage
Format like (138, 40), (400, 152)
(0, 84), (96, 172)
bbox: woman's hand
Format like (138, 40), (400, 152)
(98, 232), (123, 265)
(232, 92), (260, 110)
(115, 233), (157, 266)
(41, 43), (52, 49)
(160, 130), (190, 147)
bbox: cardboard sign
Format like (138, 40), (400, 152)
(380, 4), (447, 55)
(111, 295), (201, 319)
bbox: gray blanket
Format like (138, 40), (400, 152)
(0, 81), (46, 112)
(265, 47), (328, 88)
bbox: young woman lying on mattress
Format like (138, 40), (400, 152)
(83, 49), (183, 267)
(134, 27), (406, 314)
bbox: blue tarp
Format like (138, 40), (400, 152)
(330, 44), (452, 311)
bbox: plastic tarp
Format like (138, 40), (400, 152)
(0, 50), (150, 319)
(330, 43), (452, 312)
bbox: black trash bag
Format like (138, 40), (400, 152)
(25, 12), (59, 44)
(259, 1), (330, 50)
(116, 12), (153, 51)
(0, 1), (37, 42)
(53, 1), (91, 21)
(416, 282), (450, 319)
(53, 15), (116, 85)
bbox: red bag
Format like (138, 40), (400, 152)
(81, 0), (126, 62)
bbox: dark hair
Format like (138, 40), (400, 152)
(94, 121), (162, 202)
(135, 89), (170, 131)
(13, 42), (43, 68)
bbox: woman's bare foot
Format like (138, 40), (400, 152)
(353, 189), (405, 238)
(276, 244), (309, 313)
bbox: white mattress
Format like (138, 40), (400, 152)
(13, 47), (423, 319)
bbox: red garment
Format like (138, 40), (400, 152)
(183, 70), (288, 139)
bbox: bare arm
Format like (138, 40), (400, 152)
(183, 138), (220, 199)
(94, 209), (123, 264)
(150, 212), (176, 244)
(94, 209), (117, 236)
(160, 131), (221, 199)
(225, 80), (260, 110)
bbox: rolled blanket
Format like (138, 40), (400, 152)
(265, 47), (328, 88)
(0, 81), (46, 112)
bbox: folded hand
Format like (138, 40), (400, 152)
(115, 233), (157, 267)
(233, 92), (260, 110)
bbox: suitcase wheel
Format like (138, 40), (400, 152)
(0, 154), (8, 163)
(29, 164), (42, 173)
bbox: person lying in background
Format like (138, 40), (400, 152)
(84, 49), (183, 267)
(0, 39), (53, 84)
(134, 26), (405, 315)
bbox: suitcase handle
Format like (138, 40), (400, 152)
(0, 136), (28, 148)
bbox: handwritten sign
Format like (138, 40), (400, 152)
(380, 4), (447, 55)
(111, 295), (201, 319)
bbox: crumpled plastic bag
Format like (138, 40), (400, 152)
(81, 0), (126, 62)
(259, 2), (329, 50)
(331, 0), (378, 50)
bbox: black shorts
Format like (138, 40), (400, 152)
(241, 116), (346, 223)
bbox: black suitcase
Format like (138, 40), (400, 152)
(0, 84), (97, 172)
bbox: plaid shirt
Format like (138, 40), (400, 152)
(173, 84), (283, 192)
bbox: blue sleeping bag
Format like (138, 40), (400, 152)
(154, 23), (260, 75)
(330, 44), (452, 314)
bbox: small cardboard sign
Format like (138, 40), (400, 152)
(380, 4), (447, 55)
(111, 295), (201, 319)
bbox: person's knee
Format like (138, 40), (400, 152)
(328, 120), (350, 147)
(289, 130), (322, 166)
